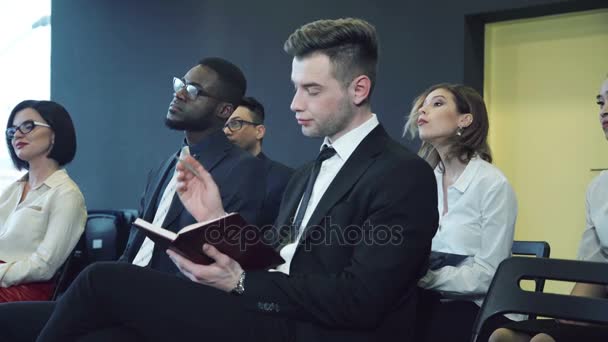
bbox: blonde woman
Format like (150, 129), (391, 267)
(404, 84), (517, 341)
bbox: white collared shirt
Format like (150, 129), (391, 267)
(418, 157), (517, 306)
(0, 169), (87, 287)
(273, 114), (380, 275)
(577, 171), (608, 262)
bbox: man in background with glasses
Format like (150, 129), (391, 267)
(224, 96), (293, 227)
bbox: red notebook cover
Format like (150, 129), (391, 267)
(133, 213), (284, 270)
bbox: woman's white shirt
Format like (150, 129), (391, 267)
(419, 157), (517, 306)
(0, 169), (86, 287)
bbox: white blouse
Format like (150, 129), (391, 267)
(577, 171), (608, 263)
(419, 157), (517, 305)
(0, 169), (87, 287)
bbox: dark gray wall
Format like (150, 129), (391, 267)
(51, 0), (570, 209)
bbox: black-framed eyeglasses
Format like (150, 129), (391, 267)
(6, 120), (51, 139)
(173, 77), (222, 101)
(223, 119), (262, 132)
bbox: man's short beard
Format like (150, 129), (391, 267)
(164, 117), (211, 131)
(316, 96), (355, 138)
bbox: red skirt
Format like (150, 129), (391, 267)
(0, 260), (54, 303)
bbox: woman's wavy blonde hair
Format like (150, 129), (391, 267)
(403, 83), (492, 170)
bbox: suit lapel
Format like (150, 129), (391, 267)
(298, 126), (387, 243)
(128, 153), (177, 259)
(143, 154), (177, 222)
(162, 132), (231, 228)
(273, 163), (313, 245)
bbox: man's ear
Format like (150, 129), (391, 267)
(459, 113), (474, 128)
(256, 125), (266, 140)
(217, 104), (235, 120)
(351, 75), (372, 106)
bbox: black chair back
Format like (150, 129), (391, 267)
(51, 209), (138, 300)
(85, 213), (120, 261)
(511, 240), (550, 293)
(512, 240), (550, 258)
(471, 257), (608, 342)
(51, 234), (85, 300)
(85, 209), (139, 260)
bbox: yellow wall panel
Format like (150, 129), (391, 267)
(484, 9), (608, 294)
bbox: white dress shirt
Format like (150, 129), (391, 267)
(132, 146), (190, 267)
(0, 169), (87, 287)
(273, 114), (379, 275)
(418, 157), (517, 306)
(577, 171), (608, 262)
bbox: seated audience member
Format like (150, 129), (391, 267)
(0, 18), (438, 342)
(0, 100), (86, 302)
(403, 83), (518, 341)
(223, 96), (293, 226)
(120, 58), (266, 273)
(489, 77), (608, 342)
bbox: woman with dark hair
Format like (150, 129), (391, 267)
(0, 100), (86, 302)
(489, 77), (608, 342)
(404, 84), (517, 341)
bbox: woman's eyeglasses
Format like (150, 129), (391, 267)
(6, 120), (51, 139)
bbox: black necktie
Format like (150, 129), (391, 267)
(289, 145), (337, 242)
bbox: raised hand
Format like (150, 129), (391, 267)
(175, 155), (225, 222)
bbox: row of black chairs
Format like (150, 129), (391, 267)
(472, 244), (608, 342)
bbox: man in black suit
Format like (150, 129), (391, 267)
(5, 18), (438, 342)
(0, 57), (265, 340)
(223, 96), (293, 227)
(121, 57), (266, 274)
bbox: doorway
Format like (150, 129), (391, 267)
(484, 9), (608, 293)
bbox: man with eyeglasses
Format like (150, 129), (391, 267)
(118, 57), (266, 273)
(224, 96), (293, 227)
(0, 57), (266, 341)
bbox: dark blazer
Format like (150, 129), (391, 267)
(244, 125), (438, 341)
(257, 152), (293, 228)
(119, 130), (266, 274)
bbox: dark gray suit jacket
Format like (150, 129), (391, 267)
(257, 152), (293, 228)
(119, 130), (266, 274)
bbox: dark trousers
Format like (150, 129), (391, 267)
(0, 262), (289, 342)
(415, 288), (511, 342)
(0, 301), (54, 342)
(0, 300), (170, 342)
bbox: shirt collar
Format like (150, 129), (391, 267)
(321, 113), (379, 161)
(436, 156), (482, 193)
(19, 169), (70, 190)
